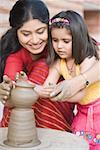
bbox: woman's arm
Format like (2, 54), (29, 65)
(50, 57), (100, 101)
(56, 89), (85, 103)
(0, 51), (26, 104)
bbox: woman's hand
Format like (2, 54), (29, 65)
(50, 76), (85, 101)
(0, 75), (13, 104)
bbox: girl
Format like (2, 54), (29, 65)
(42, 10), (100, 150)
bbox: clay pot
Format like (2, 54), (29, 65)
(10, 80), (38, 108)
(4, 78), (40, 147)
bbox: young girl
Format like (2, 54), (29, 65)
(42, 10), (100, 150)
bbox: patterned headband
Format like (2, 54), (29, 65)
(49, 18), (70, 25)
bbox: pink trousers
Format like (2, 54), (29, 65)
(72, 99), (100, 150)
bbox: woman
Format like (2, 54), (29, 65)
(0, 0), (74, 131)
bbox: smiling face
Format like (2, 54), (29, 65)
(17, 19), (48, 55)
(51, 27), (72, 60)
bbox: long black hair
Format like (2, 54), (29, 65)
(48, 10), (99, 64)
(0, 0), (50, 82)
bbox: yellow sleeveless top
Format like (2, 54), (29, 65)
(60, 59), (100, 105)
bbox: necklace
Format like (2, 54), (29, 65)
(66, 61), (75, 76)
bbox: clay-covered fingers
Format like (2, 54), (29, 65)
(20, 71), (28, 79)
(3, 75), (11, 83)
(34, 85), (54, 98)
(0, 82), (10, 91)
(0, 86), (10, 103)
(50, 92), (64, 101)
(15, 72), (20, 81)
(0, 82), (10, 94)
(50, 80), (72, 101)
(0, 75), (12, 103)
(15, 71), (28, 81)
(50, 83), (61, 98)
(3, 75), (13, 89)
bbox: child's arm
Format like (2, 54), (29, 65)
(44, 59), (61, 86)
(34, 59), (61, 98)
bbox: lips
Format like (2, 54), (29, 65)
(57, 52), (66, 55)
(28, 42), (44, 50)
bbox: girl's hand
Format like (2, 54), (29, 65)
(34, 84), (55, 98)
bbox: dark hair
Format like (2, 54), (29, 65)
(0, 0), (50, 82)
(48, 10), (99, 64)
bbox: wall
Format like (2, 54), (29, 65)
(0, 0), (100, 41)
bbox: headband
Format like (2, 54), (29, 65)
(49, 18), (70, 25)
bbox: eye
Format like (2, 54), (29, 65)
(64, 40), (69, 43)
(23, 33), (30, 36)
(22, 32), (30, 36)
(37, 28), (46, 34)
(52, 38), (58, 42)
(64, 39), (72, 43)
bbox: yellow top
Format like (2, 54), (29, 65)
(60, 59), (100, 105)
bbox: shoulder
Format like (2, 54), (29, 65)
(6, 50), (22, 62)
(6, 48), (32, 64)
(80, 56), (97, 73)
(6, 48), (25, 60)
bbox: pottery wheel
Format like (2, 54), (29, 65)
(0, 140), (50, 150)
(0, 128), (89, 150)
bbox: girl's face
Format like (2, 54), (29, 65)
(51, 27), (72, 60)
(17, 19), (48, 55)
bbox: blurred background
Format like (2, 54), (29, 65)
(0, 0), (100, 120)
(0, 0), (100, 41)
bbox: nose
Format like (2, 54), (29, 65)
(31, 34), (39, 44)
(57, 41), (63, 49)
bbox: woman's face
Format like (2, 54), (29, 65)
(17, 19), (48, 55)
(51, 27), (72, 60)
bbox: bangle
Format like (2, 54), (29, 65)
(80, 73), (89, 88)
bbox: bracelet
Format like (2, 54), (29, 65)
(80, 73), (89, 88)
